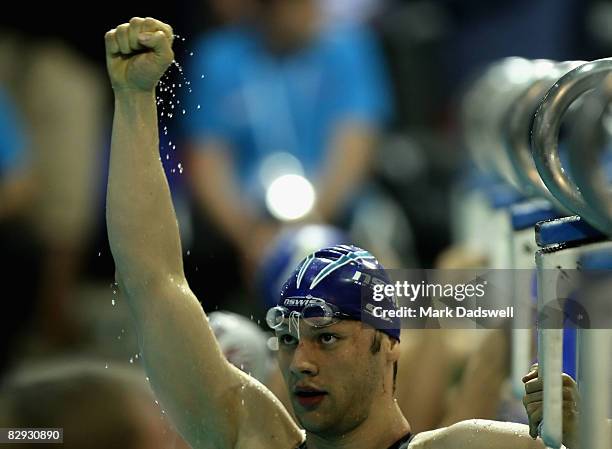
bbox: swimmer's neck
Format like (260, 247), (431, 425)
(305, 399), (410, 449)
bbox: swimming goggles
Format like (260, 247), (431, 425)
(266, 298), (353, 333)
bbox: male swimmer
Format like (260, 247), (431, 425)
(105, 17), (578, 449)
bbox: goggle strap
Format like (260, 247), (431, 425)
(289, 311), (301, 340)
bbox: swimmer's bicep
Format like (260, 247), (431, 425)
(130, 283), (245, 447)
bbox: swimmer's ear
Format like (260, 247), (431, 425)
(386, 336), (401, 363)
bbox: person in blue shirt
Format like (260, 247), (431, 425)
(0, 86), (34, 377)
(182, 0), (391, 274)
(0, 88), (31, 220)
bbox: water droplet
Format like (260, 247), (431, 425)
(98, 251), (101, 257)
(186, 250), (190, 256)
(129, 357), (134, 364)
(105, 363), (109, 369)
(189, 52), (193, 56)
(182, 109), (186, 115)
(111, 299), (116, 306)
(145, 376), (150, 382)
(197, 104), (201, 109)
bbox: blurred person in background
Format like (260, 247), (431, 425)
(316, 0), (387, 25)
(0, 359), (191, 449)
(0, 3), (196, 375)
(0, 30), (106, 357)
(0, 88), (32, 221)
(0, 86), (37, 378)
(181, 0), (392, 310)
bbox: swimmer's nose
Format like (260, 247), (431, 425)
(289, 340), (319, 377)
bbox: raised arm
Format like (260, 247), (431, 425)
(104, 17), (301, 449)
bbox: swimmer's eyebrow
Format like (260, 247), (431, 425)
(309, 323), (352, 337)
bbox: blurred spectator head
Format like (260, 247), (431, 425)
(256, 0), (321, 51)
(0, 360), (189, 449)
(209, 310), (274, 383)
(209, 0), (258, 25)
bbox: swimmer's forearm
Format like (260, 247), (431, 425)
(441, 420), (548, 449)
(107, 89), (184, 293)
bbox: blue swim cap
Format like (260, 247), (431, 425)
(276, 245), (400, 340)
(258, 225), (350, 310)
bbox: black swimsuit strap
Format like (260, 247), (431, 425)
(389, 432), (413, 449)
(296, 432), (414, 449)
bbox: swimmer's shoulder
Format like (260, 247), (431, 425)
(405, 428), (444, 449)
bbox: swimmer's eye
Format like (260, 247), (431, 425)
(279, 334), (298, 346)
(319, 333), (338, 345)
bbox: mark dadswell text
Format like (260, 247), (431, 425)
(371, 306), (514, 319)
(420, 306), (514, 319)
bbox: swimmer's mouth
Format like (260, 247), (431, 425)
(293, 387), (328, 408)
(294, 387), (328, 397)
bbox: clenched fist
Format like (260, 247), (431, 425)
(105, 17), (174, 92)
